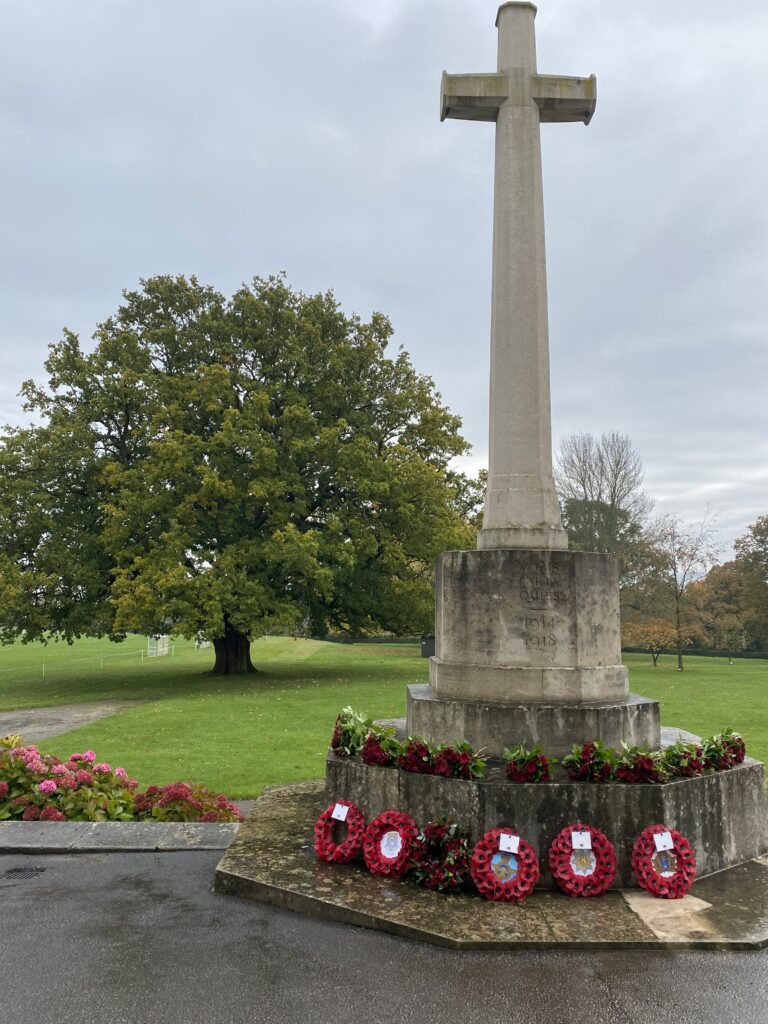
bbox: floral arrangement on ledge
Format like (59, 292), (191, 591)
(330, 708), (486, 779)
(329, 712), (747, 787)
(503, 744), (551, 783)
(0, 734), (242, 823)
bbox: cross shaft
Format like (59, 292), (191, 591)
(441, 3), (596, 550)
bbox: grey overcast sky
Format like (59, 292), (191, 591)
(1, 0), (766, 553)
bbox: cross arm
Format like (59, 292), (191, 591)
(440, 71), (508, 122)
(531, 74), (597, 125)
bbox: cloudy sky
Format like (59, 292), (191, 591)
(2, 0), (766, 553)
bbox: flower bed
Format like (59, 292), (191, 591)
(0, 734), (242, 823)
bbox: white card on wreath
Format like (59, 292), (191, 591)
(331, 803), (349, 822)
(499, 833), (520, 854)
(653, 830), (674, 852)
(571, 830), (592, 850)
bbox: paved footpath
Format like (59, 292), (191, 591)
(0, 699), (151, 742)
(1, 849), (766, 1024)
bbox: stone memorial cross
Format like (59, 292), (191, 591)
(441, 2), (596, 551)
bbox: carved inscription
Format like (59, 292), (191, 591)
(523, 615), (557, 648)
(513, 558), (564, 605)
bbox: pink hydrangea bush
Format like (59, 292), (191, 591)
(0, 742), (137, 821)
(0, 738), (241, 823)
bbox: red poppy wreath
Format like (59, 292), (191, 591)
(363, 810), (420, 878)
(631, 823), (696, 899)
(470, 828), (540, 902)
(548, 823), (616, 897)
(314, 799), (366, 864)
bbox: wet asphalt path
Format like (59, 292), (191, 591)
(1, 850), (766, 1024)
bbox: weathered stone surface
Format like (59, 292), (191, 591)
(215, 779), (768, 949)
(407, 684), (660, 758)
(326, 753), (768, 888)
(432, 549), (628, 705)
(0, 822), (92, 852)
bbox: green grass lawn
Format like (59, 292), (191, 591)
(0, 637), (765, 798)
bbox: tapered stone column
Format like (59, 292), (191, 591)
(414, 3), (638, 748)
(442, 2), (595, 550)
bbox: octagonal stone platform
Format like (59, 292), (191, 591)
(214, 780), (768, 950)
(326, 751), (768, 888)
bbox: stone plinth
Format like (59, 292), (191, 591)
(432, 548), (628, 704)
(216, 781), (768, 949)
(326, 753), (768, 888)
(406, 684), (660, 759)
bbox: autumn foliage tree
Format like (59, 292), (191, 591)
(0, 275), (475, 673)
(622, 618), (683, 667)
(734, 516), (768, 649)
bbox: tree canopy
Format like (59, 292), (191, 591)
(555, 431), (654, 589)
(0, 275), (475, 672)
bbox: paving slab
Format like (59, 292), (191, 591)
(0, 699), (151, 742)
(215, 779), (768, 950)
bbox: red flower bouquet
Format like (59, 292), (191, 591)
(631, 823), (696, 898)
(363, 810), (420, 878)
(432, 742), (486, 780)
(503, 744), (552, 783)
(664, 740), (704, 778)
(412, 819), (472, 893)
(561, 740), (616, 783)
(313, 799), (366, 864)
(702, 729), (746, 771)
(548, 823), (616, 897)
(614, 746), (668, 784)
(360, 731), (400, 768)
(330, 707), (374, 757)
(469, 828), (539, 902)
(396, 739), (434, 775)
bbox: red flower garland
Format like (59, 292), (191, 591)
(631, 823), (696, 898)
(313, 799), (366, 864)
(469, 828), (539, 902)
(548, 823), (616, 897)
(363, 810), (420, 878)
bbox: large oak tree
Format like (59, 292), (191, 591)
(0, 275), (474, 673)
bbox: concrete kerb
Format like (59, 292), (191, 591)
(0, 821), (240, 853)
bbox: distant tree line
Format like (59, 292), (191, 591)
(555, 432), (768, 669)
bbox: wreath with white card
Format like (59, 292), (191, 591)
(363, 809), (420, 878)
(313, 799), (366, 863)
(548, 822), (616, 897)
(631, 823), (696, 898)
(469, 827), (539, 902)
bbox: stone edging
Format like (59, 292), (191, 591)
(0, 820), (239, 853)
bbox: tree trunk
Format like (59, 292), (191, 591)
(211, 623), (257, 675)
(675, 598), (684, 671)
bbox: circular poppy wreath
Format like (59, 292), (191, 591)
(631, 823), (696, 899)
(548, 822), (616, 898)
(470, 828), (540, 903)
(313, 799), (366, 864)
(363, 810), (420, 878)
